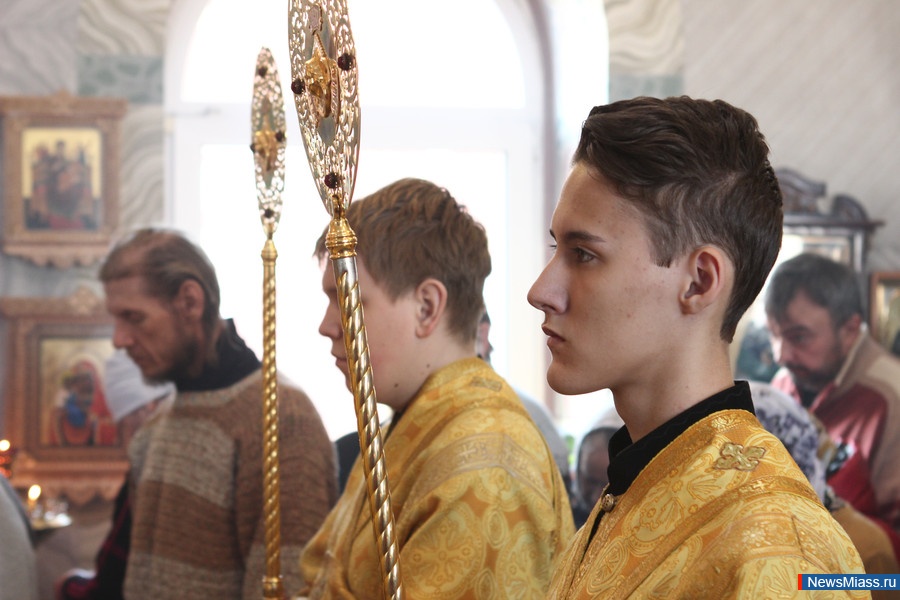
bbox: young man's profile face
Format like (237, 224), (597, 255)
(766, 290), (855, 394)
(104, 276), (198, 383)
(527, 163), (683, 396)
(318, 260), (421, 410)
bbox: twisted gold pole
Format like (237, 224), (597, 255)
(261, 237), (283, 599)
(325, 211), (402, 600)
(250, 47), (287, 600)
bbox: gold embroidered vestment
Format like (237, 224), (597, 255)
(547, 409), (869, 599)
(299, 358), (575, 599)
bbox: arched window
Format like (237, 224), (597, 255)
(165, 0), (608, 439)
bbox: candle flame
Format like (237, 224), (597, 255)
(27, 484), (41, 502)
(0, 439), (9, 452)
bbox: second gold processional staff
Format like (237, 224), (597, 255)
(250, 45), (289, 600)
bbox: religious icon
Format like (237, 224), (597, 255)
(0, 92), (126, 268)
(24, 129), (102, 231)
(0, 287), (125, 502)
(41, 341), (117, 448)
(870, 272), (900, 357)
(45, 358), (114, 446)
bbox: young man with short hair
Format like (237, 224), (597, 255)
(529, 97), (867, 598)
(301, 178), (574, 599)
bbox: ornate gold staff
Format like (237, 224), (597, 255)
(250, 46), (288, 600)
(288, 2), (403, 599)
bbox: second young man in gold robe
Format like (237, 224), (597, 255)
(299, 178), (575, 599)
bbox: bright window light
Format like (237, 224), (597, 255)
(181, 0), (525, 109)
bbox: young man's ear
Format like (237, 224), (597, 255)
(680, 246), (731, 315)
(173, 279), (206, 323)
(413, 278), (448, 337)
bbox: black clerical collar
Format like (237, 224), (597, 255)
(605, 381), (754, 497)
(174, 319), (261, 392)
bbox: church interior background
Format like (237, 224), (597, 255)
(1, 1), (900, 597)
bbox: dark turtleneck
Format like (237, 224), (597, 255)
(173, 319), (261, 392)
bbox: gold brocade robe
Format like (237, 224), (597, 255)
(547, 409), (870, 600)
(300, 358), (575, 599)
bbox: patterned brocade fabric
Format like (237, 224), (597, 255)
(299, 357), (576, 599)
(547, 409), (870, 599)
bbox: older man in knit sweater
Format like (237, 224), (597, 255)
(100, 228), (337, 600)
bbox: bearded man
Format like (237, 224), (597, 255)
(100, 228), (337, 599)
(766, 251), (900, 563)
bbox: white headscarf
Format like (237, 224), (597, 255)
(103, 351), (175, 423)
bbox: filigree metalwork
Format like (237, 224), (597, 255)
(251, 46), (286, 600)
(251, 48), (287, 238)
(288, 0), (360, 218)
